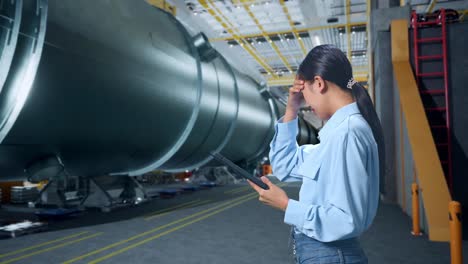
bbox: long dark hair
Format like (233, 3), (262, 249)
(297, 44), (385, 194)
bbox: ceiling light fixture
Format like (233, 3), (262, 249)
(314, 35), (321, 45)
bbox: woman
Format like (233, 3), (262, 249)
(248, 44), (385, 264)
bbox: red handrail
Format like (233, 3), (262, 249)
(440, 9), (453, 193)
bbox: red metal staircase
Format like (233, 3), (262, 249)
(411, 9), (452, 194)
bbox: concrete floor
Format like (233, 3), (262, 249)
(0, 178), (466, 264)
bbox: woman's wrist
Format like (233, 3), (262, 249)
(284, 108), (298, 122)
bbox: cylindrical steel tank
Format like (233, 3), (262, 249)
(0, 0), (317, 181)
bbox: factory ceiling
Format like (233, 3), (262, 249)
(176, 0), (465, 87)
(147, 0), (465, 127)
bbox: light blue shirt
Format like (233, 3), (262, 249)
(270, 102), (379, 242)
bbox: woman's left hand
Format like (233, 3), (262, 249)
(248, 176), (289, 211)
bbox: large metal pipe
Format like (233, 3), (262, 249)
(0, 0), (316, 181)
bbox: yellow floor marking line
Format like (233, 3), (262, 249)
(144, 199), (213, 221)
(223, 185), (250, 194)
(0, 231), (90, 258)
(143, 199), (202, 218)
(88, 195), (257, 264)
(229, 186), (252, 194)
(186, 199), (213, 208)
(62, 192), (256, 264)
(0, 233), (103, 264)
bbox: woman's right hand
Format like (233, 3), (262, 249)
(284, 77), (305, 122)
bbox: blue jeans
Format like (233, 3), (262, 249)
(290, 230), (368, 264)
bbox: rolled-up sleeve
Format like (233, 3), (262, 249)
(284, 133), (371, 242)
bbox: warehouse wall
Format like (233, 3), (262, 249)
(372, 5), (410, 203)
(373, 5), (468, 238)
(447, 22), (468, 238)
(392, 79), (429, 233)
(373, 26), (427, 234)
(374, 31), (397, 202)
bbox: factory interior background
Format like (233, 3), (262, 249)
(0, 0), (466, 263)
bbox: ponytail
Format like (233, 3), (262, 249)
(298, 44), (386, 194)
(351, 82), (386, 195)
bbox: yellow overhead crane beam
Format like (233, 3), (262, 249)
(263, 54), (304, 62)
(366, 0), (374, 100)
(199, 0), (276, 76)
(146, 0), (176, 16)
(426, 0), (438, 13)
(346, 0), (352, 59)
(266, 76), (297, 87)
(459, 10), (467, 22)
(239, 0), (294, 73)
(267, 74), (368, 87)
(209, 22), (367, 42)
(279, 0), (308, 56)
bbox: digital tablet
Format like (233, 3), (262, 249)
(209, 152), (269, 190)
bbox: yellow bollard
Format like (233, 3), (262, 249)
(449, 201), (463, 264)
(411, 183), (423, 236)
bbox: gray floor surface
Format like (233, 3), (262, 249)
(0, 179), (466, 264)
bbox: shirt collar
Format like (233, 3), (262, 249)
(318, 102), (360, 141)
